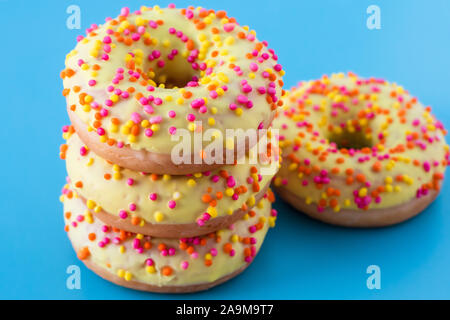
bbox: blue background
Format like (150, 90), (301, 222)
(1, 0), (449, 299)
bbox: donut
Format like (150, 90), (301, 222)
(61, 4), (285, 174)
(60, 126), (279, 238)
(273, 72), (449, 227)
(61, 185), (277, 293)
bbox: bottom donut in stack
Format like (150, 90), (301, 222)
(61, 186), (277, 293)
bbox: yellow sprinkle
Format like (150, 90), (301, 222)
(268, 216), (276, 228)
(225, 138), (234, 150)
(358, 188), (368, 197)
(154, 211), (164, 222)
(225, 188), (234, 197)
(124, 271), (133, 281)
(207, 206), (217, 218)
(246, 195), (256, 207)
(146, 266), (156, 273)
(86, 200), (96, 209)
(117, 269), (125, 278)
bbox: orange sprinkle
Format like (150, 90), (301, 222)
(77, 247), (90, 260)
(161, 266), (173, 276)
(372, 162), (382, 172)
(356, 174), (366, 183)
(75, 181), (83, 188)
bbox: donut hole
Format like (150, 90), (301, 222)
(146, 48), (201, 89)
(328, 128), (373, 150)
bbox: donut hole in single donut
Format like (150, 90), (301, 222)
(328, 128), (373, 150)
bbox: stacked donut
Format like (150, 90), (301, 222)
(59, 5), (284, 292)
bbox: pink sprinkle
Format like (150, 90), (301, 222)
(237, 95), (248, 104)
(127, 178), (134, 186)
(181, 261), (189, 270)
(120, 7), (129, 16)
(131, 112), (141, 123)
(119, 210), (128, 219)
(168, 200), (176, 209)
(145, 129), (153, 137)
(149, 193), (157, 201)
(224, 23), (235, 32)
(168, 110), (176, 118)
(80, 146), (87, 156)
(191, 99), (205, 108)
(168, 126), (177, 135)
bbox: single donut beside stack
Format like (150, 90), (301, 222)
(273, 72), (449, 227)
(60, 5), (283, 293)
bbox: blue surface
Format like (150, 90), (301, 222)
(0, 0), (449, 299)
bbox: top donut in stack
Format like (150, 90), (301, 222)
(61, 5), (285, 175)
(60, 5), (284, 239)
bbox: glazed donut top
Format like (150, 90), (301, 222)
(61, 126), (278, 226)
(62, 186), (277, 287)
(61, 5), (284, 154)
(273, 73), (449, 213)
